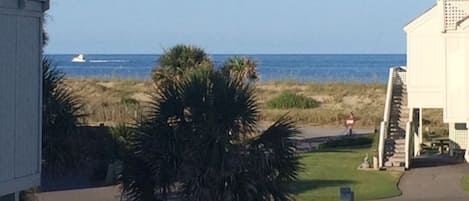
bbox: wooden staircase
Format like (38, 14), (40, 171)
(383, 71), (408, 170)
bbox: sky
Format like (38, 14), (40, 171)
(44, 0), (435, 54)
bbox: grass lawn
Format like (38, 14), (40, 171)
(462, 175), (469, 192)
(294, 135), (402, 201)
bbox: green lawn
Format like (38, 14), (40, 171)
(294, 135), (402, 201)
(462, 175), (469, 192)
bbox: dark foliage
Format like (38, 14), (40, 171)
(121, 69), (300, 201)
(151, 44), (213, 86)
(320, 136), (373, 149)
(42, 59), (85, 174)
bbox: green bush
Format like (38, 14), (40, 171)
(267, 91), (320, 109)
(121, 97), (139, 107)
(320, 136), (373, 149)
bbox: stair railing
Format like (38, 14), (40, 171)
(405, 121), (413, 169)
(405, 106), (414, 169)
(379, 67), (398, 168)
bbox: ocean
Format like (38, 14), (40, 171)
(45, 54), (406, 83)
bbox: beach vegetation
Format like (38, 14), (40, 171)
(151, 44), (213, 86)
(42, 59), (86, 174)
(120, 69), (300, 201)
(267, 91), (320, 109)
(121, 97), (139, 107)
(221, 56), (259, 82)
(62, 79), (400, 127)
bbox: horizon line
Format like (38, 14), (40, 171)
(45, 53), (407, 55)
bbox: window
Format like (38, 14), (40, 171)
(455, 123), (467, 130)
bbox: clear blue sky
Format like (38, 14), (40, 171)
(45, 0), (435, 54)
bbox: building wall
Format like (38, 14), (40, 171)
(405, 5), (446, 109)
(0, 0), (46, 197)
(445, 33), (469, 122)
(449, 123), (468, 149)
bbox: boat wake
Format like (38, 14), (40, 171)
(89, 60), (129, 63)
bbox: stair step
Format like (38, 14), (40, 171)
(384, 161), (405, 167)
(390, 152), (405, 157)
(384, 166), (406, 171)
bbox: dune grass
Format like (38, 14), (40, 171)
(64, 79), (446, 128)
(65, 79), (389, 127)
(294, 134), (402, 201)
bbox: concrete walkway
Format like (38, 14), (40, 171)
(36, 186), (121, 201)
(371, 162), (469, 201)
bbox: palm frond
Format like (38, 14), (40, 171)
(221, 56), (259, 82)
(122, 67), (299, 201)
(151, 44), (214, 86)
(42, 58), (86, 175)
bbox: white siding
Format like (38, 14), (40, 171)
(405, 6), (446, 109)
(445, 35), (468, 122)
(0, 0), (47, 197)
(0, 0), (18, 8)
(0, 15), (16, 183)
(14, 16), (41, 177)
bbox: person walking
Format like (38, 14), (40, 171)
(345, 112), (355, 136)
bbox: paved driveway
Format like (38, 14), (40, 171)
(371, 162), (469, 201)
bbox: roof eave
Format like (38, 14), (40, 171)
(403, 4), (437, 32)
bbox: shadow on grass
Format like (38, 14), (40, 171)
(292, 179), (356, 194)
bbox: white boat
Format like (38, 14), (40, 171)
(72, 54), (86, 63)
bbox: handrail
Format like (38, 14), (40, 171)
(383, 67), (397, 122)
(378, 67), (398, 168)
(405, 121), (412, 169)
(378, 121), (387, 167)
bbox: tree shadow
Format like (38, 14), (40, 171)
(312, 149), (353, 153)
(412, 155), (465, 168)
(292, 179), (356, 194)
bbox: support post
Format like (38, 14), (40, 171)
(465, 122), (469, 163)
(418, 108), (423, 156)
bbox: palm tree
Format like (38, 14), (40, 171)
(221, 56), (259, 82)
(120, 68), (300, 201)
(42, 59), (85, 174)
(151, 44), (214, 86)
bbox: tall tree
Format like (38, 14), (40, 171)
(151, 44), (213, 86)
(121, 68), (299, 201)
(221, 56), (259, 83)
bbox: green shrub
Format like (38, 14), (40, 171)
(320, 136), (373, 149)
(121, 97), (139, 107)
(267, 91), (320, 109)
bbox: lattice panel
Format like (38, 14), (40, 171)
(443, 0), (469, 31)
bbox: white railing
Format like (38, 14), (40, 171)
(378, 121), (387, 167)
(405, 121), (413, 169)
(378, 67), (398, 168)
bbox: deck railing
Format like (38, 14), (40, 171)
(378, 67), (398, 168)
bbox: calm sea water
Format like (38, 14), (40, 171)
(45, 54), (406, 83)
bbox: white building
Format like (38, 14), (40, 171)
(0, 0), (49, 200)
(379, 0), (469, 170)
